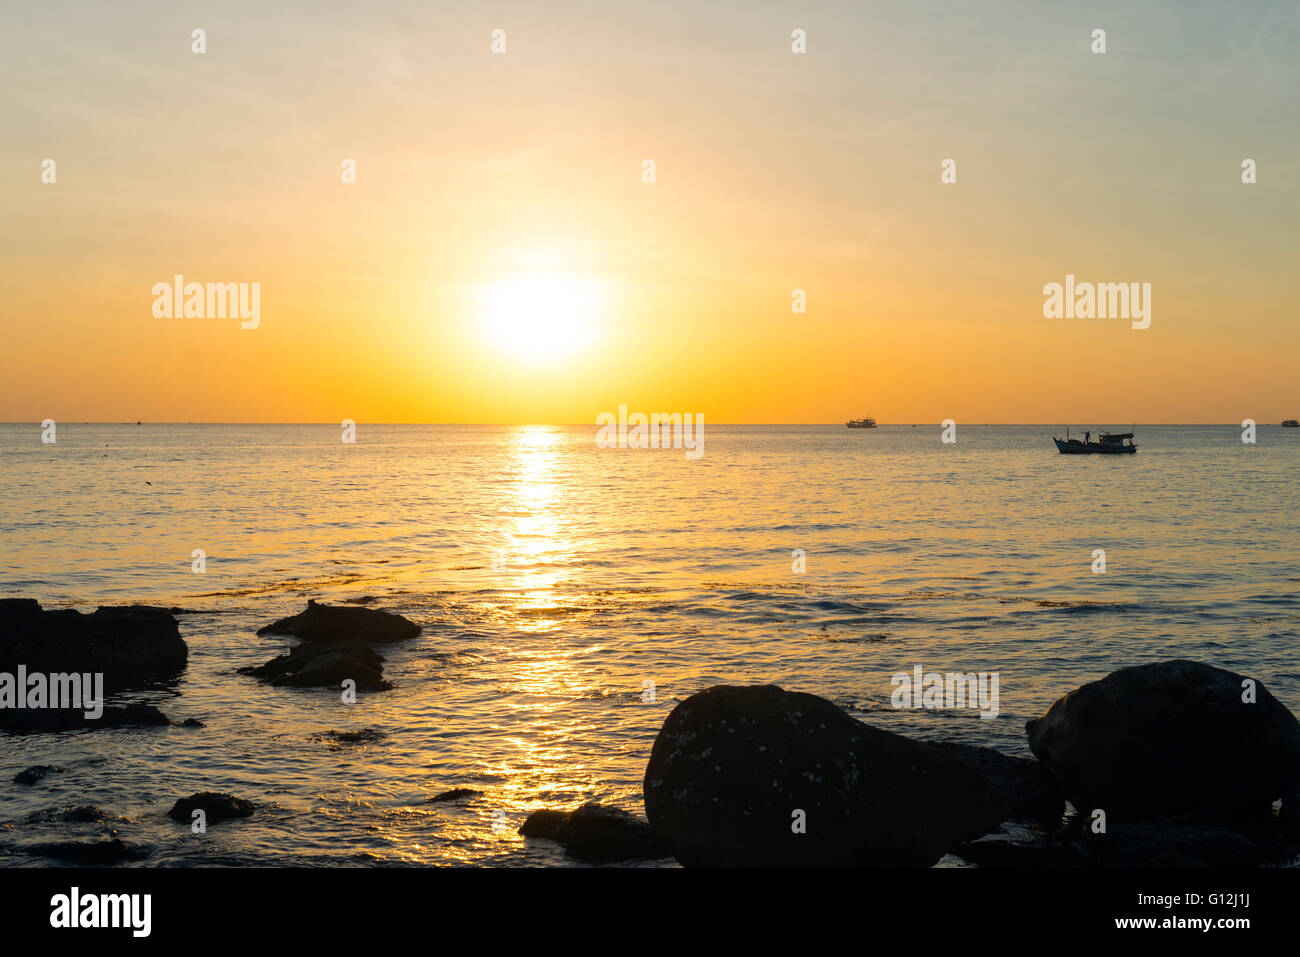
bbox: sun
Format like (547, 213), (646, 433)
(481, 273), (603, 361)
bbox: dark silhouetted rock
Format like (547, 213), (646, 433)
(14, 765), (62, 785)
(25, 838), (149, 865)
(1, 702), (170, 734)
(1027, 660), (1300, 822)
(257, 599), (419, 644)
(518, 808), (570, 839)
(104, 703), (171, 726)
(181, 717), (205, 728)
(1282, 788), (1300, 842)
(0, 598), (187, 686)
(952, 837), (1087, 868)
(239, 640), (391, 692)
(520, 803), (667, 862)
(167, 792), (255, 824)
(430, 787), (481, 803)
(1092, 822), (1262, 868)
(930, 741), (1063, 821)
(644, 684), (1009, 867)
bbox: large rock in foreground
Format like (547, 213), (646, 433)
(0, 599), (187, 686)
(256, 599), (419, 644)
(928, 741), (1063, 820)
(1026, 660), (1300, 822)
(1092, 822), (1263, 868)
(644, 685), (1009, 867)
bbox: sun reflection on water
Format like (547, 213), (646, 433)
(501, 426), (571, 631)
(257, 426), (626, 865)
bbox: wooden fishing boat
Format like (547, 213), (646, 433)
(1053, 428), (1137, 454)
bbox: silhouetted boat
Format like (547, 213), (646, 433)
(846, 416), (877, 429)
(1283, 419), (1299, 428)
(1053, 428), (1137, 454)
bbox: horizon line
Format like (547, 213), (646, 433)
(4, 421), (1293, 428)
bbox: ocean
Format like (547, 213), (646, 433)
(1, 423), (1297, 866)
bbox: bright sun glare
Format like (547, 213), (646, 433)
(481, 273), (603, 361)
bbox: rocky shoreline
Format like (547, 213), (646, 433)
(634, 662), (1300, 867)
(4, 597), (1299, 867)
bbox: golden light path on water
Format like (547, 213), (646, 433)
(423, 426), (608, 863)
(506, 424), (568, 632)
(362, 425), (607, 865)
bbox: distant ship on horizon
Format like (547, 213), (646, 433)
(1283, 419), (1298, 428)
(846, 416), (877, 429)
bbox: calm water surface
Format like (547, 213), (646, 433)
(1, 424), (1297, 865)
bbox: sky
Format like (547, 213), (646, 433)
(1, 0), (1297, 423)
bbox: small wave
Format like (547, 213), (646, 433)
(904, 590), (987, 602)
(815, 633), (890, 644)
(1032, 600), (1144, 613)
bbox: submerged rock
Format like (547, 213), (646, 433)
(25, 805), (115, 824)
(1026, 660), (1300, 822)
(239, 640), (391, 692)
(14, 764), (63, 785)
(644, 684), (1008, 867)
(257, 599), (419, 644)
(519, 803), (667, 862)
(318, 727), (387, 747)
(25, 838), (150, 865)
(167, 792), (255, 824)
(430, 787), (481, 803)
(1, 702), (170, 734)
(929, 741), (1063, 821)
(0, 598), (187, 685)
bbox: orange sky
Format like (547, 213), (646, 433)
(2, 1), (1297, 423)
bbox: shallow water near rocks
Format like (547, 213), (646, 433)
(1, 423), (1297, 866)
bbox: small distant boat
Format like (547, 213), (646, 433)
(846, 416), (877, 429)
(1053, 428), (1137, 454)
(1283, 419), (1299, 428)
